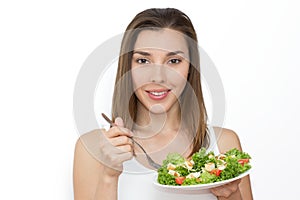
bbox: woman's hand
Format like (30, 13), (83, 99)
(73, 117), (133, 200)
(98, 117), (134, 178)
(210, 179), (242, 199)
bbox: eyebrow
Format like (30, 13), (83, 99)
(133, 50), (186, 56)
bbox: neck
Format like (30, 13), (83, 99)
(133, 101), (182, 138)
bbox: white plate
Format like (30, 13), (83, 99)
(152, 168), (251, 193)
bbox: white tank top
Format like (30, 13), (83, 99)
(118, 126), (219, 200)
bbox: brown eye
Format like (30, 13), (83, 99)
(168, 59), (181, 64)
(136, 58), (149, 64)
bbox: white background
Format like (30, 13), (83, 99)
(1, 0), (299, 199)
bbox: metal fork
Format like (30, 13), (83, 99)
(101, 113), (162, 170)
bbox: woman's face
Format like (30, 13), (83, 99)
(131, 28), (190, 114)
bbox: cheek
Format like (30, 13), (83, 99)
(131, 66), (153, 90)
(170, 76), (187, 92)
(134, 88), (143, 99)
(166, 66), (189, 85)
(180, 63), (190, 79)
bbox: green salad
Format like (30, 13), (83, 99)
(157, 148), (251, 186)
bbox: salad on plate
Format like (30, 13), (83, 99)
(157, 148), (251, 186)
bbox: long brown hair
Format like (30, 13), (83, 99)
(111, 8), (209, 156)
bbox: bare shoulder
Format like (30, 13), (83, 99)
(74, 129), (104, 164)
(73, 130), (105, 199)
(74, 129), (106, 177)
(212, 127), (242, 154)
(77, 129), (103, 146)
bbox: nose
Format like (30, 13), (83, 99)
(150, 65), (166, 83)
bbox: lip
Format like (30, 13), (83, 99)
(145, 89), (171, 101)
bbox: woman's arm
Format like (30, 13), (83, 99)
(73, 134), (118, 200)
(211, 127), (253, 200)
(73, 118), (133, 200)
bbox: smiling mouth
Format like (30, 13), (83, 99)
(145, 89), (171, 100)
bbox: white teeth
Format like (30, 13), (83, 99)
(149, 91), (167, 96)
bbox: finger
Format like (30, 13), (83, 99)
(102, 142), (131, 156)
(114, 117), (135, 135)
(115, 117), (124, 127)
(110, 136), (132, 146)
(210, 187), (230, 198)
(226, 179), (241, 193)
(233, 178), (242, 185)
(112, 151), (133, 163)
(117, 126), (134, 136)
(210, 180), (240, 198)
(105, 126), (133, 138)
(116, 144), (132, 153)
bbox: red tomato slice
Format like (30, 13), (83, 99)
(175, 177), (185, 185)
(210, 169), (222, 176)
(238, 158), (249, 166)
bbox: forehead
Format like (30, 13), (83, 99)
(134, 28), (189, 53)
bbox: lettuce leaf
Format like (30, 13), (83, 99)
(191, 147), (209, 171)
(162, 153), (185, 167)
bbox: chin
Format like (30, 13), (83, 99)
(148, 104), (170, 114)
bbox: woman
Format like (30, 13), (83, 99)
(73, 8), (253, 200)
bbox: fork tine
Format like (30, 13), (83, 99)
(131, 138), (161, 169)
